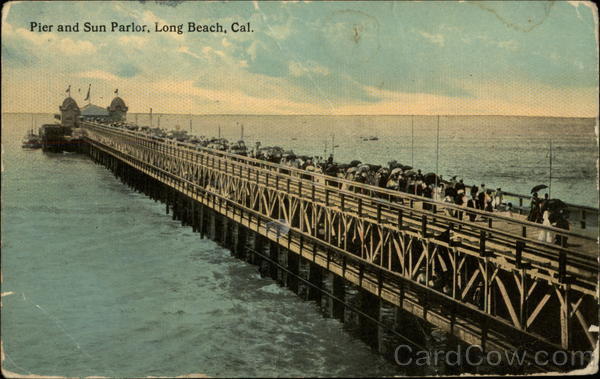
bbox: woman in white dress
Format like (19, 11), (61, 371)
(538, 210), (554, 243)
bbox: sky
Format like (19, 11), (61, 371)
(1, 0), (598, 116)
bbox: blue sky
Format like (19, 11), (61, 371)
(2, 1), (598, 116)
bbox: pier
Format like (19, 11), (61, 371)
(77, 118), (598, 371)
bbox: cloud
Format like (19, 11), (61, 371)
(55, 37), (97, 55)
(202, 46), (226, 58)
(9, 27), (96, 55)
(419, 31), (445, 47)
(288, 60), (330, 77)
(115, 64), (140, 78)
(76, 70), (119, 81)
(1, 44), (37, 66)
(118, 35), (147, 49)
(177, 45), (202, 59)
(2, 0), (597, 116)
(139, 10), (184, 41)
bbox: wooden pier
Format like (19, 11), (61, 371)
(81, 121), (598, 371)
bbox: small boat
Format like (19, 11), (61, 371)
(369, 136), (379, 141)
(22, 129), (42, 149)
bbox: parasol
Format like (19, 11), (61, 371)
(423, 172), (438, 185)
(390, 168), (403, 176)
(531, 184), (548, 193)
(545, 199), (567, 211)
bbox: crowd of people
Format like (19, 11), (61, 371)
(96, 120), (571, 245)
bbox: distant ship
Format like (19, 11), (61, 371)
(22, 129), (42, 149)
(362, 136), (379, 141)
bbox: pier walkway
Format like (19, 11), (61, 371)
(81, 121), (598, 368)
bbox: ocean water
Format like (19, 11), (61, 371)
(1, 113), (399, 377)
(130, 113), (598, 208)
(1, 112), (598, 377)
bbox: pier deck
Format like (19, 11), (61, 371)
(81, 121), (598, 369)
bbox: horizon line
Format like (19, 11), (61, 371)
(2, 111), (597, 119)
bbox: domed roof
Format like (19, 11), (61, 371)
(109, 96), (127, 110)
(60, 96), (79, 111)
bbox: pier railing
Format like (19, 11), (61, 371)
(500, 191), (598, 230)
(81, 121), (599, 356)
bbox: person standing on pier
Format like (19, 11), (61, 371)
(415, 170), (424, 196)
(470, 185), (478, 202)
(528, 192), (541, 223)
(467, 194), (478, 222)
(540, 193), (550, 216)
(455, 190), (467, 220)
(554, 210), (570, 246)
(484, 190), (494, 212)
(538, 209), (554, 243)
(478, 184), (486, 210)
(423, 184), (433, 210)
(449, 175), (457, 189)
(493, 188), (503, 209)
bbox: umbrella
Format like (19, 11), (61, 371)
(545, 199), (567, 211)
(388, 160), (400, 169)
(423, 172), (438, 185)
(531, 184), (548, 193)
(325, 165), (339, 175)
(445, 187), (457, 197)
(401, 165), (413, 171)
(390, 168), (403, 176)
(357, 164), (371, 172)
(349, 160), (362, 167)
(371, 164), (382, 171)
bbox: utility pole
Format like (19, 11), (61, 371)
(411, 115), (414, 167)
(435, 115), (440, 188)
(549, 140), (553, 198)
(331, 134), (335, 158)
